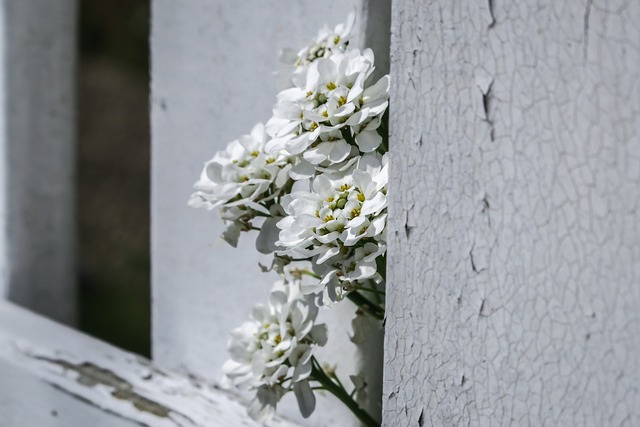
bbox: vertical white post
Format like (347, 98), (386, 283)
(150, 1), (398, 425)
(0, 0), (77, 325)
(384, 1), (640, 425)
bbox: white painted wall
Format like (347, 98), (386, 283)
(0, 0), (76, 325)
(384, 1), (640, 425)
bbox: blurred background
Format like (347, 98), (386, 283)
(77, 0), (151, 357)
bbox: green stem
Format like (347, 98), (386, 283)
(354, 285), (386, 296)
(347, 291), (385, 321)
(299, 270), (321, 280)
(311, 361), (379, 427)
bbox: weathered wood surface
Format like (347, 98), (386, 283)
(384, 1), (640, 426)
(0, 300), (300, 427)
(0, 0), (76, 324)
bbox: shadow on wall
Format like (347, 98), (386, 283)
(77, 0), (151, 357)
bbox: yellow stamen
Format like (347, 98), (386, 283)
(326, 82), (337, 90)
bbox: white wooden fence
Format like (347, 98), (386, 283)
(1, 0), (639, 426)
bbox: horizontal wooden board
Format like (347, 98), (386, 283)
(0, 300), (299, 427)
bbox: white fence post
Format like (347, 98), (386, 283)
(0, 0), (77, 325)
(384, 1), (640, 425)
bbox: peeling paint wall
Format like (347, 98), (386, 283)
(384, 1), (640, 425)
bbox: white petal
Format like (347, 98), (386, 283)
(285, 133), (313, 155)
(361, 192), (387, 216)
(303, 144), (331, 165)
(297, 214), (324, 228)
(293, 380), (316, 418)
(293, 360), (312, 382)
(264, 136), (289, 154)
(327, 139), (352, 163)
(248, 386), (279, 422)
(365, 99), (389, 117)
(312, 175), (334, 199)
(355, 130), (383, 153)
(256, 218), (280, 254)
(316, 246), (340, 264)
(363, 74), (390, 103)
(290, 160), (316, 180)
(345, 109), (369, 126)
(221, 222), (242, 247)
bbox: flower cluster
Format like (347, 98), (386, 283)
(266, 48), (389, 168)
(278, 13), (355, 88)
(188, 123), (292, 248)
(222, 280), (327, 420)
(191, 13), (388, 426)
(277, 153), (388, 301)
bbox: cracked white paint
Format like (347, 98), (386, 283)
(0, 300), (300, 427)
(384, 1), (640, 426)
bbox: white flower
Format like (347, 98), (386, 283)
(277, 13), (355, 89)
(265, 49), (389, 168)
(222, 280), (328, 421)
(275, 154), (388, 300)
(190, 123), (289, 210)
(189, 123), (293, 246)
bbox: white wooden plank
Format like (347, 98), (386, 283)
(0, 0), (76, 324)
(384, 1), (640, 425)
(1, 358), (144, 427)
(0, 300), (300, 427)
(150, 2), (386, 425)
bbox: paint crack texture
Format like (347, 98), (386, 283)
(384, 1), (640, 426)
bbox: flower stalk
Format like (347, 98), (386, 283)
(347, 290), (385, 321)
(311, 360), (379, 427)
